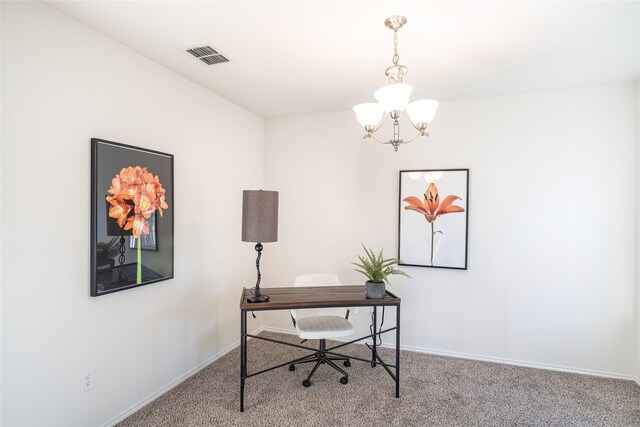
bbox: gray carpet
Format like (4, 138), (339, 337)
(119, 332), (640, 426)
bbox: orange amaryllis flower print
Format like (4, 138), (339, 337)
(106, 166), (168, 239)
(403, 182), (465, 266)
(403, 182), (465, 223)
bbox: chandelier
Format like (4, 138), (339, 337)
(353, 16), (439, 151)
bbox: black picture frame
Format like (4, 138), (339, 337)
(398, 168), (469, 270)
(91, 138), (174, 296)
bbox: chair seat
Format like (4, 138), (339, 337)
(296, 315), (355, 340)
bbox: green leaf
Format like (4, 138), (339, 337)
(354, 269), (370, 279)
(381, 259), (398, 269)
(353, 243), (412, 286)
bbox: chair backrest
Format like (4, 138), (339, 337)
(290, 274), (343, 322)
(294, 273), (340, 287)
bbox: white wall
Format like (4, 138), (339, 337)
(1, 2), (262, 425)
(263, 83), (639, 379)
(637, 82), (640, 383)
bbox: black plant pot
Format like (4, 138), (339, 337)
(365, 281), (386, 299)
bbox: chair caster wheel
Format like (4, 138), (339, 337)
(343, 360), (351, 367)
(371, 362), (376, 368)
(340, 376), (348, 385)
(303, 379), (311, 387)
(288, 364), (295, 371)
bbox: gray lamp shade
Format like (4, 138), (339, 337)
(242, 190), (279, 243)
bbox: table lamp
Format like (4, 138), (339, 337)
(242, 190), (278, 303)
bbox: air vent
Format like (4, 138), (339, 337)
(187, 45), (229, 65)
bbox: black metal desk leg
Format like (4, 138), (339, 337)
(372, 306), (377, 368)
(395, 303), (401, 398)
(240, 309), (247, 412)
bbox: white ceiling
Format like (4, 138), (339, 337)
(48, 1), (639, 118)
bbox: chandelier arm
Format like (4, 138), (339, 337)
(366, 133), (388, 144)
(363, 115), (386, 139)
(406, 116), (419, 130)
(372, 115), (387, 133)
(403, 131), (429, 144)
(407, 118), (429, 135)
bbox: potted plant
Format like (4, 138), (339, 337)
(96, 237), (120, 272)
(353, 244), (410, 298)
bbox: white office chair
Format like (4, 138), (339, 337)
(288, 274), (355, 387)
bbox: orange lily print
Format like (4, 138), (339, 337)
(106, 166), (168, 239)
(403, 182), (465, 266)
(403, 182), (465, 223)
(106, 166), (168, 284)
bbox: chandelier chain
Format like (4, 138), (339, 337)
(392, 30), (399, 65)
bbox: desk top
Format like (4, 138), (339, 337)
(239, 285), (401, 310)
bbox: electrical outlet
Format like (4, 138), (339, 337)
(81, 370), (94, 392)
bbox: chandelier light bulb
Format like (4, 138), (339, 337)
(374, 83), (413, 114)
(406, 100), (439, 126)
(353, 103), (385, 128)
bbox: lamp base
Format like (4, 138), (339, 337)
(247, 294), (270, 303)
(247, 242), (269, 303)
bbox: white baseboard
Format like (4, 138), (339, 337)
(261, 326), (298, 336)
(394, 342), (638, 382)
(101, 326), (265, 427)
(261, 326), (638, 383)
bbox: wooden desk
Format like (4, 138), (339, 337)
(239, 285), (401, 412)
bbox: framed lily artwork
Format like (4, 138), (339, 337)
(91, 138), (174, 296)
(398, 169), (469, 269)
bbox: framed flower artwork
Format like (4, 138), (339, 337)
(398, 169), (469, 269)
(91, 138), (174, 296)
